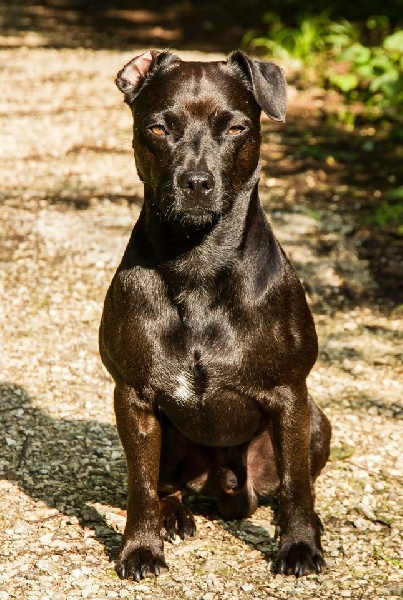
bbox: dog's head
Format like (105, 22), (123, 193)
(116, 51), (287, 228)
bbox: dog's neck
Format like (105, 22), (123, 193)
(139, 180), (262, 283)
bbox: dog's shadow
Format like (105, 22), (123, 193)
(1, 381), (126, 559)
(0, 382), (278, 566)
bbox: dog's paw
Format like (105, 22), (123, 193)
(117, 542), (168, 581)
(274, 541), (325, 577)
(160, 496), (197, 541)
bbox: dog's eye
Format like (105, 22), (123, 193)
(149, 125), (168, 136)
(227, 125), (245, 136)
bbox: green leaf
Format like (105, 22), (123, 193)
(374, 547), (403, 568)
(329, 72), (358, 92)
(330, 444), (356, 461)
(370, 54), (395, 74)
(306, 209), (322, 221)
(384, 31), (403, 53)
(339, 43), (371, 65)
(366, 15), (390, 30)
(356, 64), (375, 79)
(372, 200), (403, 226)
(385, 187), (403, 200)
(370, 70), (400, 95)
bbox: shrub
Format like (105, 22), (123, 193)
(328, 30), (403, 118)
(245, 14), (403, 121)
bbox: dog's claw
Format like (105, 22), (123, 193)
(315, 513), (325, 535)
(276, 559), (286, 575)
(316, 555), (325, 573)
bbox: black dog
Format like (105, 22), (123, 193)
(99, 50), (331, 581)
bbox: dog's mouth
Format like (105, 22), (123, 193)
(152, 198), (217, 228)
(172, 203), (220, 229)
(154, 182), (227, 229)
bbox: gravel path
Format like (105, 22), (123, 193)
(1, 47), (402, 600)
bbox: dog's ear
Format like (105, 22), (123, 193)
(116, 50), (168, 104)
(228, 51), (287, 122)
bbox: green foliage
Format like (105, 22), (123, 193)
(374, 547), (403, 568)
(244, 12), (359, 69)
(371, 189), (403, 229)
(329, 31), (403, 115)
(245, 13), (403, 121)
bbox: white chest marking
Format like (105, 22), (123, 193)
(174, 373), (194, 403)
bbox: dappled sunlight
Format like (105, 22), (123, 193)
(1, 11), (402, 595)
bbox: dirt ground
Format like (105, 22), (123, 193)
(0, 41), (402, 600)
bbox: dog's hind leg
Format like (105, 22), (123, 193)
(215, 431), (279, 520)
(215, 442), (260, 520)
(217, 480), (259, 520)
(247, 400), (330, 503)
(308, 395), (331, 481)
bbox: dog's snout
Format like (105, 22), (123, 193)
(178, 170), (215, 199)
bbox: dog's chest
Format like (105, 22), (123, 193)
(157, 295), (242, 394)
(157, 352), (263, 446)
(152, 295), (263, 444)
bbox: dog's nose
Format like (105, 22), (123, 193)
(178, 170), (215, 199)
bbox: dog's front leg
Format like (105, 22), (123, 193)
(114, 383), (167, 580)
(269, 384), (325, 577)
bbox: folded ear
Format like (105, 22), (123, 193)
(228, 51), (287, 122)
(115, 50), (164, 104)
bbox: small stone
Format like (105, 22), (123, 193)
(133, 586), (149, 593)
(71, 568), (83, 578)
(321, 581), (335, 589)
(80, 565), (91, 575)
(353, 517), (369, 530)
(359, 495), (377, 520)
(80, 585), (99, 599)
(376, 587), (390, 595)
(39, 532), (54, 544)
(35, 559), (59, 576)
(13, 520), (34, 535)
